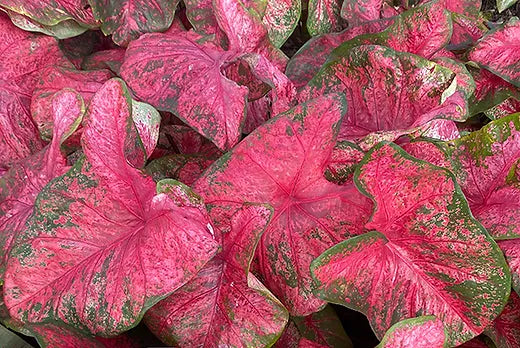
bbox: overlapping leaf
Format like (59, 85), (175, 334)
(3, 79), (219, 336)
(0, 90), (84, 279)
(469, 18), (520, 88)
(403, 113), (520, 239)
(300, 45), (455, 144)
(144, 204), (289, 347)
(307, 0), (344, 36)
(194, 94), (373, 316)
(376, 316), (447, 348)
(499, 240), (520, 294)
(263, 0), (301, 47)
(311, 143), (511, 345)
(484, 290), (520, 348)
(470, 68), (520, 117)
(89, 0), (179, 46)
(341, 0), (383, 26)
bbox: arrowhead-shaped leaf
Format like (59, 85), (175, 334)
(301, 45), (455, 144)
(3, 79), (219, 336)
(194, 94), (373, 315)
(376, 316), (447, 348)
(311, 143), (511, 346)
(89, 0), (179, 46)
(263, 0), (301, 47)
(120, 31), (248, 150)
(484, 290), (520, 348)
(307, 0), (344, 36)
(469, 18), (520, 88)
(0, 90), (84, 279)
(144, 204), (288, 347)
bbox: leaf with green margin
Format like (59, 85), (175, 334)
(311, 142), (511, 346)
(31, 65), (113, 142)
(484, 290), (520, 348)
(485, 98), (520, 120)
(470, 68), (520, 117)
(3, 79), (219, 336)
(340, 0), (383, 26)
(324, 141), (365, 184)
(469, 18), (520, 88)
(332, 0), (453, 61)
(89, 0), (179, 46)
(0, 12), (72, 170)
(0, 0), (97, 27)
(194, 94), (373, 316)
(275, 305), (353, 347)
(263, 0), (301, 47)
(376, 316), (447, 348)
(131, 100), (161, 158)
(183, 0), (221, 37)
(498, 0), (518, 12)
(0, 90), (84, 281)
(285, 18), (392, 90)
(403, 113), (520, 239)
(144, 204), (288, 347)
(498, 240), (520, 296)
(300, 45), (455, 144)
(3, 9), (87, 39)
(307, 0), (344, 36)
(81, 49), (126, 75)
(120, 31), (249, 151)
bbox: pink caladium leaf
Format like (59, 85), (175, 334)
(263, 0), (301, 47)
(449, 12), (486, 50)
(405, 113), (520, 239)
(3, 8), (88, 39)
(89, 0), (180, 46)
(31, 65), (113, 141)
(311, 143), (511, 346)
(341, 0), (383, 26)
(499, 240), (520, 295)
(120, 31), (248, 150)
(307, 0), (344, 36)
(484, 98), (520, 120)
(3, 79), (218, 336)
(0, 89), (84, 278)
(376, 316), (447, 348)
(144, 204), (289, 347)
(183, 0), (221, 38)
(300, 45), (456, 144)
(285, 19), (392, 89)
(194, 94), (373, 316)
(0, 0), (97, 27)
(275, 305), (353, 348)
(0, 12), (72, 169)
(484, 290), (520, 348)
(82, 49), (126, 74)
(131, 99), (162, 158)
(324, 141), (365, 184)
(146, 154), (216, 186)
(470, 68), (520, 117)
(332, 1), (453, 60)
(469, 18), (520, 88)
(244, 95), (272, 133)
(162, 125), (220, 156)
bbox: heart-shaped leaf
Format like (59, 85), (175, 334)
(469, 18), (520, 88)
(89, 0), (179, 46)
(194, 94), (373, 316)
(376, 316), (447, 348)
(311, 143), (511, 346)
(3, 79), (219, 336)
(144, 203), (288, 347)
(120, 31), (248, 150)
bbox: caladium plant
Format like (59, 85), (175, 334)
(0, 0), (520, 347)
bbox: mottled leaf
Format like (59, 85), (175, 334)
(311, 143), (511, 346)
(469, 18), (520, 88)
(184, 0), (220, 37)
(3, 79), (218, 336)
(301, 45), (455, 144)
(484, 290), (520, 348)
(376, 316), (447, 348)
(470, 68), (520, 116)
(121, 31), (248, 150)
(498, 0), (518, 12)
(89, 0), (179, 46)
(0, 12), (72, 169)
(145, 204), (288, 347)
(324, 141), (365, 184)
(146, 154), (216, 186)
(341, 0), (383, 26)
(0, 90), (84, 279)
(0, 0), (97, 27)
(307, 0), (344, 36)
(31, 65), (112, 141)
(263, 0), (301, 47)
(194, 95), (372, 315)
(131, 99), (161, 158)
(81, 49), (126, 75)
(499, 240), (520, 295)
